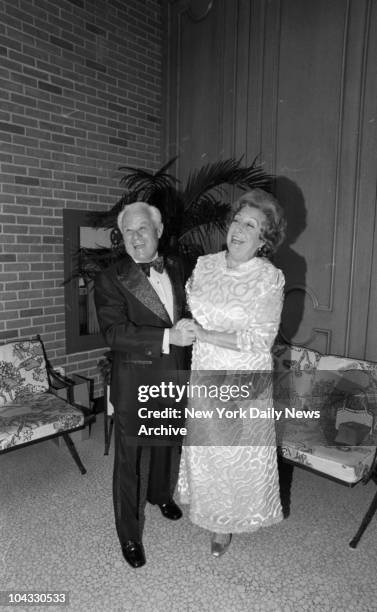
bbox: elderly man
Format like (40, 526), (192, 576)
(94, 202), (194, 568)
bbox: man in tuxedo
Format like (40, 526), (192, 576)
(94, 202), (194, 569)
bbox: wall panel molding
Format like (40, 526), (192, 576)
(186, 0), (214, 21)
(162, 0), (377, 359)
(163, 0), (237, 178)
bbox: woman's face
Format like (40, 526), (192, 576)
(226, 205), (266, 263)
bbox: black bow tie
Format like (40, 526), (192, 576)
(138, 255), (164, 276)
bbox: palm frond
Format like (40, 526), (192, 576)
(178, 241), (205, 259)
(178, 223), (225, 256)
(154, 156), (179, 176)
(119, 157), (180, 195)
(183, 157), (271, 209)
(180, 197), (230, 237)
(79, 246), (125, 278)
(63, 245), (126, 284)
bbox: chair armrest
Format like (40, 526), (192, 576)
(70, 400), (96, 424)
(49, 368), (95, 424)
(48, 370), (76, 404)
(48, 368), (74, 386)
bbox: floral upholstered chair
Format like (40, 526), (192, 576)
(272, 342), (377, 548)
(0, 338), (93, 474)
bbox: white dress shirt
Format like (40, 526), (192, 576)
(134, 255), (173, 354)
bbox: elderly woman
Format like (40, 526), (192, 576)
(177, 188), (286, 556)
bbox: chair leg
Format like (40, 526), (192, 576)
(62, 433), (87, 475)
(104, 410), (109, 455)
(108, 416), (114, 452)
(278, 457), (294, 519)
(349, 487), (377, 548)
(104, 416), (114, 456)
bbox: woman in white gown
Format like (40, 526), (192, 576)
(178, 188), (286, 556)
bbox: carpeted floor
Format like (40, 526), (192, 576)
(1, 415), (376, 612)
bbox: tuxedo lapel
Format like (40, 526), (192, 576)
(116, 256), (171, 325)
(164, 256), (183, 324)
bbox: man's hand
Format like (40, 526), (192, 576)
(170, 322), (196, 346)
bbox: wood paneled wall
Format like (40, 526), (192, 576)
(163, 0), (377, 361)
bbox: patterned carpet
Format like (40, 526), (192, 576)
(1, 415), (376, 612)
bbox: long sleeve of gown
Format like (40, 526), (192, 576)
(235, 269), (285, 353)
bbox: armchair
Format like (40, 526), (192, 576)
(0, 337), (95, 474)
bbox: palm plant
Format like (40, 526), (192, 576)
(82, 156), (271, 275)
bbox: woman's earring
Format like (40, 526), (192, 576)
(256, 244), (267, 257)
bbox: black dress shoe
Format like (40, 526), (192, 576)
(158, 500), (182, 520)
(121, 541), (146, 568)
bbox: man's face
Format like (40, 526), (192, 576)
(121, 209), (163, 262)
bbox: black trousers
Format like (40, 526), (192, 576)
(112, 413), (181, 543)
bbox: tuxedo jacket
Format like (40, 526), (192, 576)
(94, 254), (188, 431)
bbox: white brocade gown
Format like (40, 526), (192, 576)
(178, 251), (285, 533)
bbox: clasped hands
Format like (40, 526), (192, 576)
(169, 318), (206, 347)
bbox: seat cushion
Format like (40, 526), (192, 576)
(277, 416), (376, 484)
(0, 391), (85, 451)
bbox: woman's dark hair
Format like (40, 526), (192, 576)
(231, 188), (287, 257)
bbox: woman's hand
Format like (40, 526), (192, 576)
(175, 318), (209, 342)
(175, 317), (196, 332)
(191, 322), (208, 342)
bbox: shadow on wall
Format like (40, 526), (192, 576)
(271, 177), (308, 516)
(272, 176), (308, 344)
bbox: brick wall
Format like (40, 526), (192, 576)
(0, 0), (162, 396)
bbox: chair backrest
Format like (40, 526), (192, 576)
(272, 343), (322, 410)
(315, 353), (377, 441)
(0, 339), (49, 406)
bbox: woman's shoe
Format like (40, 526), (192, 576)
(210, 532), (232, 557)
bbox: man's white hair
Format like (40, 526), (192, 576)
(117, 201), (162, 232)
